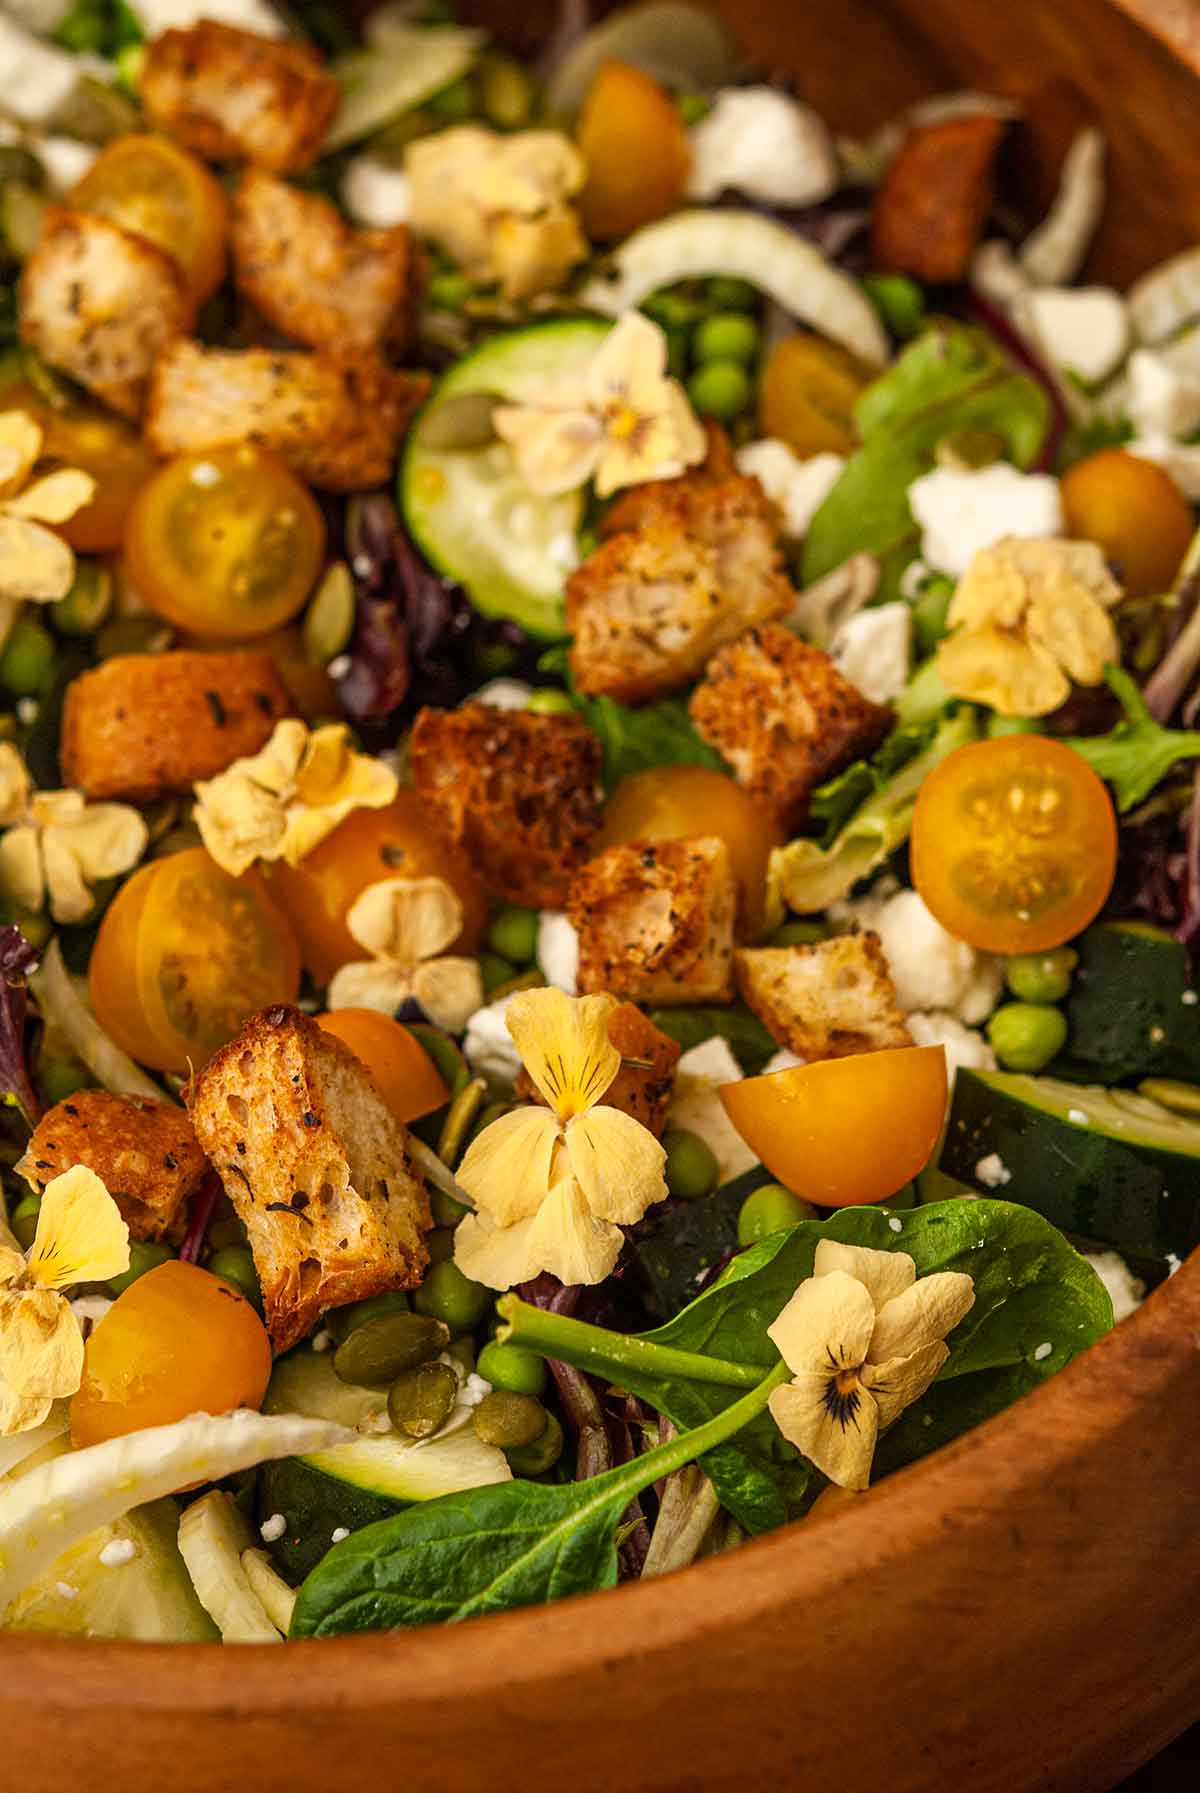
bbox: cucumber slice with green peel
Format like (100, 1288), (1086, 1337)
(941, 1067), (1200, 1262)
(258, 1457), (405, 1583)
(400, 319), (610, 640)
(1054, 921), (1200, 1085)
(579, 210), (889, 366)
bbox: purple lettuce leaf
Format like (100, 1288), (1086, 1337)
(0, 926), (42, 1128)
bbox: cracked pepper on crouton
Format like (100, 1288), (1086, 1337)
(409, 703), (603, 909)
(568, 836), (737, 1005)
(145, 340), (429, 492)
(16, 1091), (210, 1241)
(735, 934), (912, 1061)
(189, 1006), (432, 1352)
(60, 650), (291, 803)
(19, 208), (195, 418)
(138, 20), (339, 174)
(516, 1000), (681, 1137)
(231, 169), (417, 357)
(689, 624), (893, 831)
(566, 472), (795, 703)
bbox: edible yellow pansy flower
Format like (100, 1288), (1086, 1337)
(326, 876), (483, 1034)
(493, 311), (708, 499)
(0, 410), (96, 607)
(936, 536), (1122, 717)
(454, 987), (668, 1290)
(767, 1240), (975, 1491)
(0, 1166), (129, 1436)
(0, 742), (148, 926)
(193, 720), (398, 878)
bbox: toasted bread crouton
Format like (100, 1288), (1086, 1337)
(189, 1006), (432, 1352)
(19, 208), (195, 418)
(567, 473), (795, 703)
(231, 169), (416, 357)
(689, 624), (893, 831)
(16, 1091), (209, 1241)
(146, 340), (429, 491)
(735, 934), (912, 1062)
(61, 650), (291, 803)
(517, 1000), (681, 1137)
(138, 21), (338, 174)
(568, 837), (737, 1006)
(409, 703), (603, 908)
(872, 114), (1006, 284)
(598, 421), (736, 536)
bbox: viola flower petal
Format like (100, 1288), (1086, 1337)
(0, 515), (77, 602)
(39, 800), (149, 924)
(564, 1103), (668, 1225)
(0, 1247), (26, 1288)
(456, 1104), (561, 1226)
(6, 468), (96, 525)
(813, 1239), (916, 1312)
(346, 876), (462, 966)
(411, 955), (484, 1035)
(521, 1174), (624, 1287)
(867, 1271), (976, 1363)
(937, 622), (1070, 717)
(862, 1340), (950, 1429)
(453, 1205), (546, 1291)
(767, 1270), (878, 1381)
(506, 987), (620, 1119)
(0, 412), (44, 499)
(493, 403), (604, 497)
(0, 1286), (84, 1401)
(0, 824), (45, 914)
(768, 1369), (880, 1492)
(0, 743), (31, 829)
(26, 1166), (130, 1291)
(0, 1379), (53, 1438)
(325, 959), (414, 1016)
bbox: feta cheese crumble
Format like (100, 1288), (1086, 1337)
(887, 1216), (903, 1234)
(259, 1514), (287, 1544)
(974, 1152), (1012, 1189)
(1083, 1250), (1145, 1322)
(1067, 1108), (1089, 1126)
(98, 1538), (137, 1567)
(908, 465), (1064, 577)
(342, 157), (412, 230)
(829, 601), (912, 704)
(667, 1038), (758, 1182)
(687, 88), (838, 207)
(1033, 1341), (1053, 1362)
(311, 1329), (334, 1354)
(1026, 287), (1130, 385)
(463, 993), (523, 1092)
(536, 910), (580, 994)
(735, 440), (846, 540)
(906, 1012), (996, 1083)
(331, 1527), (350, 1544)
(832, 883), (1004, 1024)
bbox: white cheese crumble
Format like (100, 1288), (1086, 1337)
(134, 0), (286, 37)
(474, 678), (533, 711)
(667, 1037), (758, 1183)
(1067, 1108), (1089, 1126)
(1033, 1341), (1053, 1362)
(829, 601), (912, 704)
(762, 1048), (806, 1075)
(687, 88), (838, 207)
(463, 993), (522, 1092)
(735, 440), (845, 540)
(536, 910), (579, 994)
(1126, 347), (1200, 440)
(331, 1527), (350, 1543)
(15, 699), (38, 727)
(1083, 1250), (1145, 1322)
(908, 464), (1064, 576)
(342, 157), (412, 230)
(55, 1581), (78, 1600)
(887, 1216), (903, 1234)
(1026, 287), (1130, 385)
(37, 135), (98, 195)
(259, 1513), (287, 1544)
(974, 1152), (1012, 1189)
(1126, 436), (1200, 501)
(906, 1013), (996, 1083)
(1184, 990), (1199, 1006)
(832, 883), (1004, 1024)
(99, 1538), (137, 1567)
(311, 1329), (333, 1354)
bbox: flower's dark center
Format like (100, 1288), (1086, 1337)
(821, 1365), (865, 1432)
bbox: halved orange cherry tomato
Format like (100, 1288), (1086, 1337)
(0, 379), (156, 554)
(577, 60), (692, 241)
(269, 790), (489, 985)
(759, 332), (874, 458)
(910, 735), (1117, 955)
(1060, 448), (1194, 598)
(70, 133), (228, 303)
(90, 848), (301, 1075)
(71, 1261), (271, 1449)
(124, 445), (326, 641)
(316, 1009), (449, 1123)
(719, 1046), (948, 1208)
(597, 765), (784, 937)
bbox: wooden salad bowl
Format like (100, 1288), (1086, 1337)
(6, 2), (1200, 1788)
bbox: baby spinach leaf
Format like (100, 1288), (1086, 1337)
(802, 324), (1050, 599)
(632, 1167), (772, 1320)
(569, 690), (726, 789)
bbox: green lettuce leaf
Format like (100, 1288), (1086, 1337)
(808, 715), (942, 846)
(569, 691), (726, 789)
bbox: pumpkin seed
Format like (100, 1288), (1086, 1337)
(1, 183), (46, 262)
(387, 1360), (459, 1438)
(476, 52), (534, 129)
(332, 1311), (451, 1387)
(436, 1075), (487, 1167)
(1139, 1077), (1200, 1116)
(53, 562), (113, 636)
(472, 1390), (547, 1450)
(417, 390), (503, 452)
(302, 561), (355, 666)
(504, 1410), (564, 1476)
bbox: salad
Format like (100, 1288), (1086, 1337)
(0, 0), (1194, 1647)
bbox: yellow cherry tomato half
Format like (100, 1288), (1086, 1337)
(90, 848), (301, 1075)
(910, 734), (1118, 955)
(124, 445), (326, 641)
(597, 765), (784, 937)
(759, 331), (874, 458)
(315, 1009), (449, 1124)
(70, 133), (228, 304)
(719, 1046), (948, 1208)
(1060, 448), (1195, 599)
(71, 1260), (272, 1449)
(0, 378), (157, 554)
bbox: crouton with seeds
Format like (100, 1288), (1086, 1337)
(689, 624), (893, 831)
(189, 1006), (432, 1352)
(568, 837), (737, 1006)
(61, 650), (291, 803)
(19, 208), (195, 418)
(735, 934), (912, 1061)
(409, 703), (603, 909)
(517, 1000), (681, 1137)
(567, 473), (795, 702)
(16, 1090), (210, 1241)
(146, 340), (429, 491)
(231, 169), (417, 357)
(138, 21), (339, 174)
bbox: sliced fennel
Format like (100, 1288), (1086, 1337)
(1128, 245), (1200, 345)
(32, 939), (166, 1102)
(325, 26), (485, 153)
(0, 1405), (69, 1479)
(177, 1491), (281, 1644)
(580, 211), (889, 367)
(1019, 128), (1106, 287)
(545, 2), (737, 114)
(241, 1547), (297, 1635)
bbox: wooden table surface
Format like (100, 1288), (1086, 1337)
(1121, 1728), (1199, 1789)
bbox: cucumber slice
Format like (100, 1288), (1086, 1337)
(325, 26), (484, 153)
(400, 319), (610, 639)
(580, 210), (889, 367)
(1055, 921), (1200, 1085)
(941, 1067), (1200, 1262)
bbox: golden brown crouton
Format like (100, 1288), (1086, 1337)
(19, 208), (195, 419)
(734, 934), (912, 1062)
(61, 650), (291, 803)
(189, 1006), (432, 1352)
(567, 473), (795, 703)
(598, 421), (736, 536)
(145, 340), (429, 491)
(409, 704), (603, 909)
(568, 837), (737, 1006)
(871, 114), (1006, 285)
(138, 21), (339, 174)
(689, 624), (893, 831)
(517, 1000), (681, 1138)
(16, 1090), (209, 1241)
(231, 169), (416, 357)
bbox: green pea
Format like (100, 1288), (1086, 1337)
(687, 360), (753, 422)
(526, 688), (575, 717)
(476, 52), (533, 129)
(387, 1360), (459, 1438)
(707, 276), (759, 310)
(478, 950), (516, 993)
(675, 92), (710, 125)
(987, 713), (1040, 739)
(53, 562), (112, 636)
(910, 578), (954, 655)
(767, 920), (828, 947)
(472, 637), (521, 679)
(428, 75), (474, 120)
(413, 1257), (492, 1334)
(693, 313), (759, 366)
(986, 1002), (1069, 1073)
(9, 1195), (40, 1252)
(38, 1056), (92, 1105)
(861, 273), (925, 339)
(488, 905), (539, 966)
(207, 1216), (248, 1253)
(107, 1239), (173, 1297)
(662, 1127), (719, 1202)
(325, 1289), (413, 1346)
(472, 1388), (547, 1449)
(430, 1185), (469, 1227)
(737, 1184), (815, 1247)
(505, 1409), (564, 1476)
(641, 289), (706, 331)
(1004, 947), (1078, 1005)
(0, 618), (55, 696)
(477, 1338), (548, 1397)
(426, 270), (474, 311)
(207, 1246), (263, 1311)
(665, 326), (690, 380)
